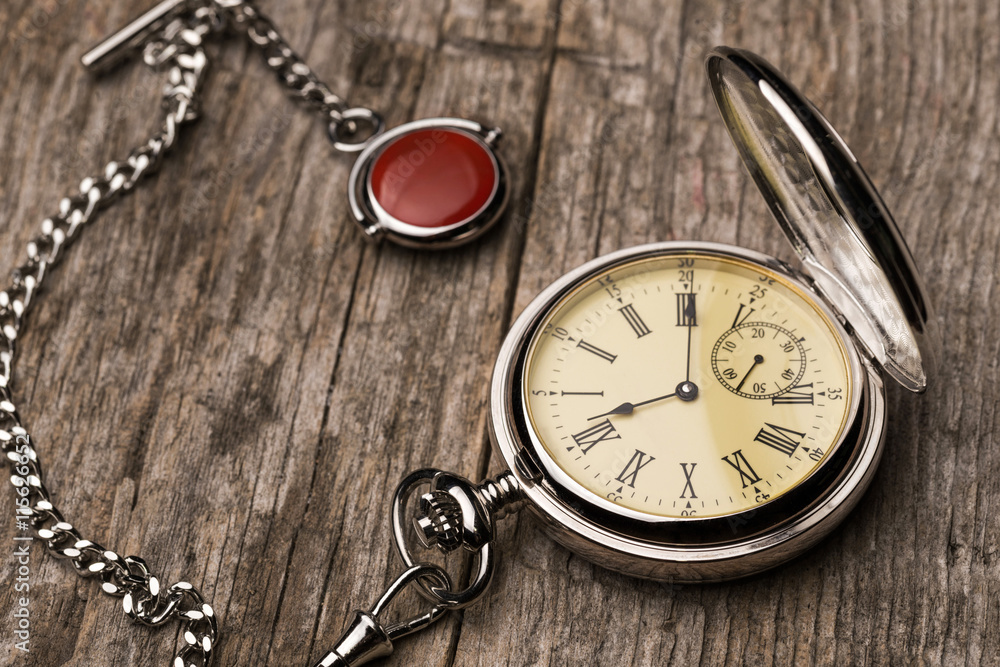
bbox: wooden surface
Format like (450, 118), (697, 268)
(1, 1), (998, 665)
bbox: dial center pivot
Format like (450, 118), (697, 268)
(676, 381), (699, 401)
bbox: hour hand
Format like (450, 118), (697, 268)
(587, 402), (636, 421)
(587, 390), (679, 421)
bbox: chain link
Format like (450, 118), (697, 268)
(1, 12), (220, 667)
(219, 1), (348, 121)
(215, 1), (384, 150)
(3, 2), (388, 663)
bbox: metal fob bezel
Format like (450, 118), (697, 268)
(489, 241), (886, 582)
(347, 117), (510, 250)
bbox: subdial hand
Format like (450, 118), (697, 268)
(734, 354), (765, 393)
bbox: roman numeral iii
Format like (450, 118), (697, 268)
(618, 304), (652, 338)
(676, 293), (697, 326)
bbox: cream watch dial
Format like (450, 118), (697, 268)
(523, 253), (853, 519)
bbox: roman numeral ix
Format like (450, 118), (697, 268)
(721, 449), (762, 488)
(615, 449), (655, 488)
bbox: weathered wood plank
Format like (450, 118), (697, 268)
(276, 46), (554, 667)
(0, 0), (556, 665)
(0, 0), (998, 666)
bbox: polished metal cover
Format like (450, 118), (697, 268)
(706, 47), (935, 392)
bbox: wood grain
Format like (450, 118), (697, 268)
(0, 1), (997, 666)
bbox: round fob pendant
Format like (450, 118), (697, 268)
(348, 118), (509, 249)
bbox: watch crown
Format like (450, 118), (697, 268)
(413, 491), (463, 552)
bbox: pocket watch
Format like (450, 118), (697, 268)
(316, 47), (936, 666)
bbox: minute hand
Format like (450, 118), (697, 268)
(587, 392), (676, 421)
(682, 295), (697, 382)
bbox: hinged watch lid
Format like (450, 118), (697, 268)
(705, 47), (935, 393)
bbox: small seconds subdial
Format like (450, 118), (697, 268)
(711, 322), (806, 399)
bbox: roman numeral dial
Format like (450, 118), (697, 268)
(522, 253), (853, 519)
(577, 339), (617, 363)
(676, 293), (697, 326)
(679, 463), (697, 498)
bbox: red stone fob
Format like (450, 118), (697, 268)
(348, 119), (509, 249)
